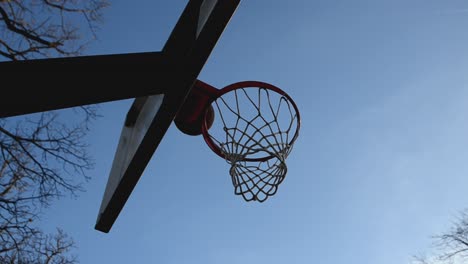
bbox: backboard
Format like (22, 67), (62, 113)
(94, 0), (241, 233)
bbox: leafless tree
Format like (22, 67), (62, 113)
(0, 228), (76, 264)
(1, 0), (107, 261)
(413, 210), (468, 264)
(1, 0), (107, 262)
(0, 107), (99, 263)
(0, 0), (109, 61)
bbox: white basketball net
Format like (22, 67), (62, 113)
(205, 86), (299, 202)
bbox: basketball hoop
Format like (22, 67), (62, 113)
(175, 80), (301, 202)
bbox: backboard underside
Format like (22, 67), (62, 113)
(94, 0), (241, 233)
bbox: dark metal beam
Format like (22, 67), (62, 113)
(0, 51), (171, 118)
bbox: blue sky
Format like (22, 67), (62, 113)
(38, 0), (468, 263)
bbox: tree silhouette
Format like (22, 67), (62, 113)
(1, 0), (108, 260)
(0, 107), (99, 263)
(414, 210), (468, 264)
(0, 0), (108, 60)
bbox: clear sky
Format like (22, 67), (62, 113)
(38, 0), (468, 263)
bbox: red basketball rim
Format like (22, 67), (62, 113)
(201, 81), (301, 162)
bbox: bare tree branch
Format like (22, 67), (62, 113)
(414, 210), (468, 264)
(0, 0), (107, 261)
(0, 6), (54, 46)
(0, 106), (99, 262)
(0, 0), (109, 60)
